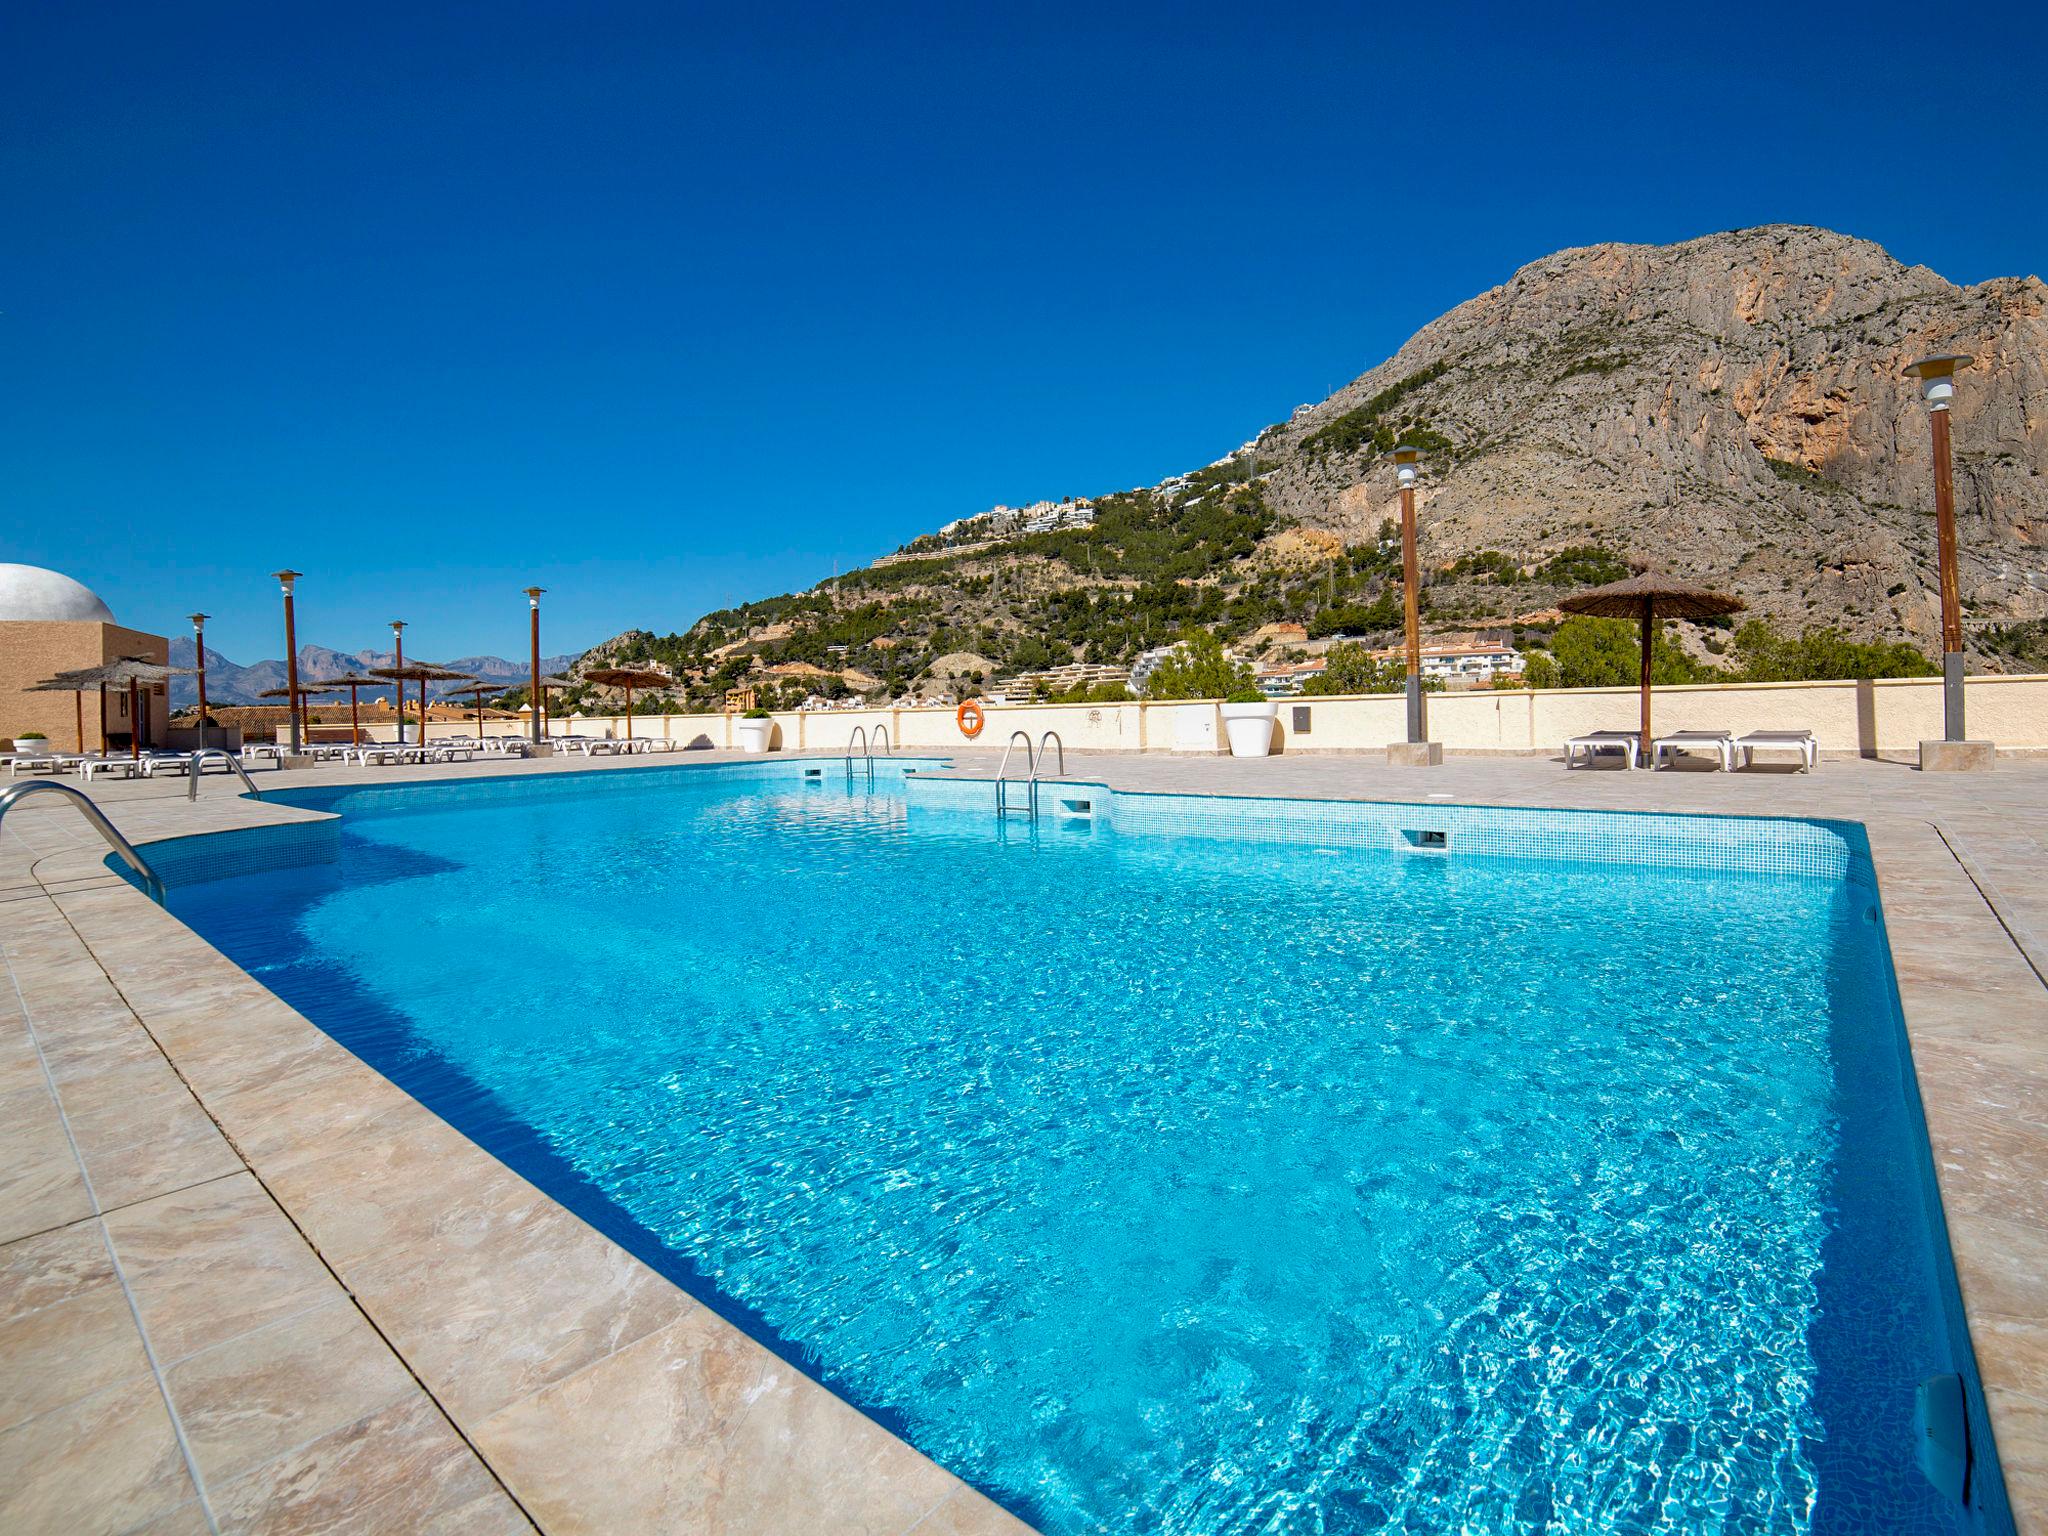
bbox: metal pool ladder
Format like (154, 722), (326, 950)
(0, 780), (166, 905)
(845, 725), (885, 789)
(995, 730), (1064, 823)
(185, 748), (264, 802)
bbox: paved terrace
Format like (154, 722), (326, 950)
(1, 746), (2043, 1533)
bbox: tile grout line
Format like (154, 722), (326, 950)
(1930, 819), (2048, 991)
(37, 879), (546, 1536)
(1, 925), (225, 1536)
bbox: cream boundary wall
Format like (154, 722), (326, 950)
(407, 674), (2048, 756)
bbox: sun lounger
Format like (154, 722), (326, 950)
(1737, 730), (1818, 772)
(138, 752), (195, 778)
(6, 752), (64, 776)
(1651, 730), (1734, 771)
(80, 755), (144, 781)
(1564, 730), (1641, 769)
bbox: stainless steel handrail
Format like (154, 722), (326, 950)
(871, 724), (891, 756)
(995, 730), (1035, 820)
(844, 726), (872, 788)
(0, 781), (166, 905)
(185, 748), (264, 802)
(1034, 730), (1065, 781)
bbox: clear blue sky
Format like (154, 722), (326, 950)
(3, 1), (2041, 663)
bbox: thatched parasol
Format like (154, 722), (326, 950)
(443, 678), (512, 740)
(1559, 573), (1745, 757)
(31, 657), (191, 757)
(371, 663), (474, 744)
(582, 665), (675, 741)
(305, 672), (387, 744)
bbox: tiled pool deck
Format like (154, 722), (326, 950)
(2, 747), (2044, 1533)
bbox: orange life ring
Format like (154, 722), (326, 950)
(957, 699), (985, 738)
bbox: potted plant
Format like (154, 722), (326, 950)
(735, 708), (775, 753)
(13, 730), (49, 754)
(1220, 687), (1279, 757)
(398, 712), (419, 744)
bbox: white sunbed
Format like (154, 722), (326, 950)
(6, 751), (66, 776)
(80, 755), (145, 782)
(1651, 730), (1735, 771)
(138, 752), (197, 778)
(1564, 730), (1642, 769)
(1737, 730), (1818, 773)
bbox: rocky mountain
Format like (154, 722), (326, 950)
(591, 226), (2048, 706)
(166, 638), (578, 708)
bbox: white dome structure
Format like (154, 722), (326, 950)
(0, 564), (117, 623)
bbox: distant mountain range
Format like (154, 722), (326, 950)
(165, 638), (580, 708)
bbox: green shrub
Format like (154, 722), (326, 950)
(1144, 631), (1252, 700)
(1300, 642), (1441, 696)
(1730, 621), (1937, 681)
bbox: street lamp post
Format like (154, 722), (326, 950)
(1903, 354), (1990, 770)
(189, 612), (210, 746)
(1387, 445), (1440, 765)
(524, 587), (545, 744)
(272, 573), (303, 754)
(390, 620), (407, 740)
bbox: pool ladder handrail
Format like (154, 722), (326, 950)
(845, 726), (874, 789)
(185, 748), (264, 802)
(995, 730), (1036, 821)
(0, 780), (166, 905)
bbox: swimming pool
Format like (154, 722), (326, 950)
(152, 760), (2004, 1532)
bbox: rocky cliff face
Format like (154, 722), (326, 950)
(1260, 225), (2047, 648)
(600, 226), (2048, 698)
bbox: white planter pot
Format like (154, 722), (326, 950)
(1221, 700), (1279, 757)
(399, 724), (419, 744)
(735, 718), (775, 754)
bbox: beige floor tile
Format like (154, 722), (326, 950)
(103, 1173), (338, 1362)
(208, 1393), (530, 1536)
(475, 1308), (966, 1536)
(345, 1194), (689, 1424)
(0, 1269), (151, 1429)
(83, 1106), (245, 1214)
(0, 1084), (96, 1245)
(0, 1217), (115, 1316)
(168, 1296), (415, 1485)
(126, 1500), (216, 1536)
(0, 1375), (198, 1534)
(906, 1487), (1038, 1536)
(259, 1103), (542, 1272)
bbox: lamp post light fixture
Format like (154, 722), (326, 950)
(1903, 354), (1991, 770)
(188, 612), (211, 746)
(524, 587), (546, 744)
(390, 620), (407, 738)
(272, 572), (303, 754)
(1386, 444), (1439, 763)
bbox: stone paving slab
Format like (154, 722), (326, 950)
(3, 745), (2045, 1531)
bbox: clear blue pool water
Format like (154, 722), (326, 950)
(161, 762), (1995, 1533)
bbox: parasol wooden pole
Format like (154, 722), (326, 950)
(128, 677), (140, 758)
(1639, 594), (1654, 766)
(98, 683), (108, 754)
(624, 685), (634, 741)
(74, 691), (84, 753)
(349, 684), (360, 744)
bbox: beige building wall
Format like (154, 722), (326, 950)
(548, 673), (2048, 760)
(0, 621), (171, 751)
